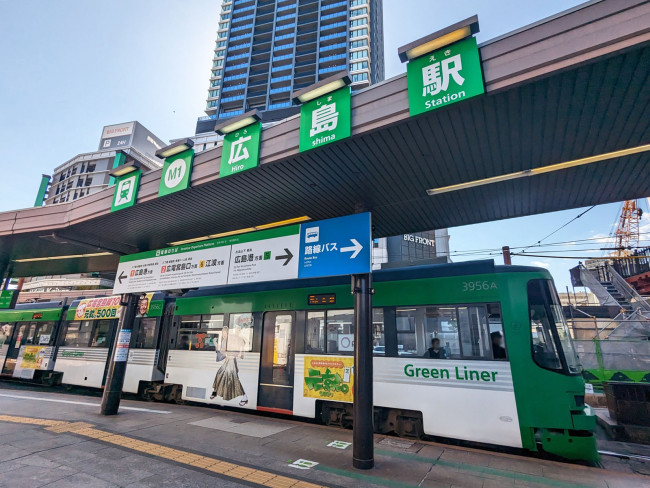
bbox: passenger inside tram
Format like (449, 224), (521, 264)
(424, 337), (447, 359)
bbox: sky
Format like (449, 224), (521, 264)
(1, 0), (646, 291)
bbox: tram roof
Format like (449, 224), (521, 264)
(2, 0), (650, 277)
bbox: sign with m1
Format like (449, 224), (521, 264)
(112, 213), (371, 294)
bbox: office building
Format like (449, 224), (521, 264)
(43, 122), (165, 206)
(372, 229), (450, 270)
(197, 0), (384, 133)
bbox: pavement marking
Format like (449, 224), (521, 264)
(0, 393), (170, 414)
(0, 414), (328, 488)
(189, 415), (294, 437)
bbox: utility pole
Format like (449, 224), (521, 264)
(100, 294), (138, 415)
(502, 246), (512, 265)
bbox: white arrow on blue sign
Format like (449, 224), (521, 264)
(297, 213), (371, 278)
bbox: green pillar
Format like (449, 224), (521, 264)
(109, 152), (127, 187)
(33, 174), (50, 207)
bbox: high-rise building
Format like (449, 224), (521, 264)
(43, 122), (164, 206)
(198, 0), (384, 133)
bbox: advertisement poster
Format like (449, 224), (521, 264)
(303, 355), (354, 403)
(75, 296), (122, 320)
(114, 329), (132, 362)
(20, 345), (47, 370)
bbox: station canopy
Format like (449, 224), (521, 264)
(2, 0), (649, 277)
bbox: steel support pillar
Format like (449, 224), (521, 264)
(100, 293), (137, 415)
(352, 273), (374, 469)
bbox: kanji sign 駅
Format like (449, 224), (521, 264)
(159, 148), (194, 196)
(406, 36), (484, 116)
(220, 121), (262, 178)
(112, 213), (371, 294)
(299, 86), (351, 152)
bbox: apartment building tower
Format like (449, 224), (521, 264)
(200, 0), (384, 130)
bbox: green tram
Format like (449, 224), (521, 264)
(164, 260), (597, 462)
(0, 261), (597, 462)
(0, 301), (66, 384)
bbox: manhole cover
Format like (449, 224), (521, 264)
(379, 438), (415, 449)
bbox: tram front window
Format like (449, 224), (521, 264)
(528, 279), (581, 374)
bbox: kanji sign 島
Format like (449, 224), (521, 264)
(406, 36), (484, 116)
(220, 121), (262, 178)
(299, 87), (351, 152)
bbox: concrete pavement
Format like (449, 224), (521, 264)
(0, 383), (648, 488)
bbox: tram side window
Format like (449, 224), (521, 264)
(176, 314), (224, 351)
(34, 322), (55, 345)
(63, 321), (94, 347)
(134, 318), (157, 349)
(0, 323), (12, 346)
(528, 280), (581, 374)
(306, 311), (325, 353)
(397, 304), (503, 360)
(227, 313), (253, 352)
(306, 309), (384, 355)
(91, 320), (113, 347)
(327, 309), (355, 354)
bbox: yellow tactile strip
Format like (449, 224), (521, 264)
(0, 415), (326, 488)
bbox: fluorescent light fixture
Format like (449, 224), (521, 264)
(255, 215), (311, 229)
(292, 72), (351, 104)
(426, 144), (650, 196)
(109, 160), (142, 177)
(214, 110), (261, 135)
(398, 15), (479, 62)
(168, 216), (311, 246)
(14, 252), (113, 263)
(155, 138), (194, 159)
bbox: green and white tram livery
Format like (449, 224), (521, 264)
(164, 261), (597, 463)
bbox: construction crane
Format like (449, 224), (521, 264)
(613, 200), (643, 257)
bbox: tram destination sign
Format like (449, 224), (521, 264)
(112, 213), (371, 294)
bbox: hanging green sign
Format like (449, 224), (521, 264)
(159, 149), (194, 196)
(111, 170), (141, 212)
(220, 121), (262, 178)
(299, 86), (351, 152)
(0, 290), (16, 309)
(406, 36), (484, 117)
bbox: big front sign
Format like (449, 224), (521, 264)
(406, 36), (484, 116)
(112, 213), (371, 294)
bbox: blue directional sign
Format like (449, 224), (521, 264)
(298, 213), (371, 279)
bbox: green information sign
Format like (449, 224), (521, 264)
(406, 36), (484, 116)
(220, 121), (262, 178)
(159, 148), (194, 196)
(0, 290), (16, 309)
(111, 170), (141, 212)
(299, 86), (351, 152)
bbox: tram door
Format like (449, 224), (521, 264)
(0, 323), (15, 373)
(258, 312), (295, 413)
(1, 323), (35, 375)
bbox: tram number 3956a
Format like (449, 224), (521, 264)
(462, 281), (497, 292)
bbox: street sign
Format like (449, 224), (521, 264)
(112, 213), (371, 294)
(299, 87), (351, 152)
(0, 290), (16, 309)
(220, 121), (262, 178)
(159, 148), (194, 197)
(298, 212), (371, 278)
(406, 36), (484, 117)
(111, 171), (141, 212)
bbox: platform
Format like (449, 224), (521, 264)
(0, 383), (648, 488)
